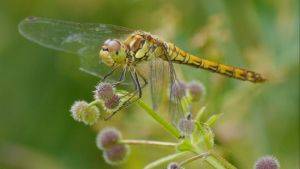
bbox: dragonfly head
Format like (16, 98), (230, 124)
(99, 39), (127, 67)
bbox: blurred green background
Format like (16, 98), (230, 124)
(0, 0), (298, 168)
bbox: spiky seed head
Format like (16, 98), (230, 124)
(254, 156), (280, 169)
(70, 100), (89, 122)
(82, 105), (100, 125)
(171, 81), (186, 99)
(96, 127), (121, 150)
(188, 81), (205, 102)
(94, 82), (114, 101)
(104, 94), (120, 110)
(103, 144), (130, 165)
(167, 162), (180, 169)
(178, 117), (195, 136)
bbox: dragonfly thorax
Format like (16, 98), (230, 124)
(124, 32), (166, 61)
(99, 39), (127, 67)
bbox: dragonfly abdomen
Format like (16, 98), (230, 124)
(167, 43), (266, 83)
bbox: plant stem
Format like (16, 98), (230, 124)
(191, 146), (236, 169)
(144, 152), (189, 169)
(120, 139), (177, 147)
(179, 152), (210, 167)
(206, 156), (227, 169)
(210, 152), (237, 169)
(137, 100), (181, 139)
(203, 152), (237, 169)
(88, 99), (101, 107)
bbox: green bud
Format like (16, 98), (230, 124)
(82, 105), (100, 125)
(205, 114), (223, 126)
(70, 100), (89, 122)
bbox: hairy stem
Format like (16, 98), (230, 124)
(206, 156), (227, 169)
(179, 152), (210, 167)
(144, 152), (189, 169)
(120, 139), (177, 147)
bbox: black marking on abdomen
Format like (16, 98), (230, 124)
(172, 47), (180, 60)
(224, 68), (234, 77)
(194, 59), (202, 67)
(208, 64), (219, 72)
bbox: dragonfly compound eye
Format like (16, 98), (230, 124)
(104, 39), (121, 52)
(102, 39), (127, 65)
(102, 47), (109, 51)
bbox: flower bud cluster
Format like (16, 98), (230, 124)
(94, 82), (121, 111)
(187, 81), (205, 102)
(70, 100), (99, 125)
(254, 156), (280, 169)
(167, 162), (181, 169)
(171, 81), (187, 99)
(178, 115), (195, 136)
(171, 81), (205, 102)
(96, 127), (129, 165)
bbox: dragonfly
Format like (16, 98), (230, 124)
(18, 16), (265, 129)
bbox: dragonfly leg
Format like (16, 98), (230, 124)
(116, 69), (143, 106)
(131, 69), (142, 98)
(136, 69), (148, 86)
(104, 68), (145, 120)
(117, 70), (147, 99)
(102, 65), (120, 82)
(112, 66), (127, 87)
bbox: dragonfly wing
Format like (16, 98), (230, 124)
(136, 56), (187, 128)
(78, 46), (123, 81)
(149, 58), (169, 110)
(135, 57), (169, 110)
(18, 16), (133, 54)
(168, 62), (188, 129)
(18, 16), (134, 79)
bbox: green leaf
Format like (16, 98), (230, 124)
(195, 106), (206, 122)
(176, 139), (195, 152)
(204, 128), (214, 149)
(205, 114), (223, 126)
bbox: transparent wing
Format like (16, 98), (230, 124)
(18, 16), (133, 54)
(18, 16), (134, 79)
(135, 57), (169, 110)
(149, 57), (169, 110)
(137, 56), (187, 130)
(168, 61), (188, 130)
(78, 47), (125, 81)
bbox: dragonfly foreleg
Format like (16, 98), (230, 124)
(102, 65), (120, 82)
(131, 69), (142, 98)
(112, 66), (127, 87)
(104, 68), (145, 120)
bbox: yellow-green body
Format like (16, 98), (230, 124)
(100, 32), (265, 83)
